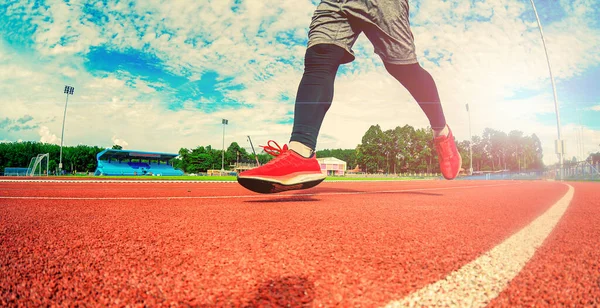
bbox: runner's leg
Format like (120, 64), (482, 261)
(290, 44), (346, 152)
(288, 0), (361, 153)
(384, 62), (446, 131)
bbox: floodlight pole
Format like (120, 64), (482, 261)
(576, 107), (584, 160)
(529, 0), (563, 179)
(221, 119), (228, 172)
(466, 103), (473, 175)
(59, 85), (75, 175)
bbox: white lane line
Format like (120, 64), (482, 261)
(384, 183), (575, 308)
(0, 183), (513, 200)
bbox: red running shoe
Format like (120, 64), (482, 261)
(237, 140), (326, 194)
(434, 125), (462, 180)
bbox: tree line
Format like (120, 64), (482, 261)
(0, 140), (271, 175)
(173, 142), (272, 173)
(0, 141), (104, 174)
(3, 126), (597, 175)
(351, 125), (545, 174)
(171, 125), (549, 174)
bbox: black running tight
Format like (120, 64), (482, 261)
(384, 62), (447, 131)
(290, 44), (345, 150)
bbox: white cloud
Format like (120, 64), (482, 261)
(111, 136), (129, 149)
(25, 0), (104, 56)
(38, 126), (60, 144)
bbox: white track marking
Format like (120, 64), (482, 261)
(384, 183), (575, 308)
(0, 183), (513, 200)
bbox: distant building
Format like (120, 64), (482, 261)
(317, 157), (347, 176)
(233, 162), (258, 174)
(346, 164), (363, 174)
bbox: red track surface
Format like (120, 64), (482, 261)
(490, 182), (600, 307)
(1, 180), (598, 306)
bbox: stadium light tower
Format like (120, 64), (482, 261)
(221, 119), (228, 172)
(529, 0), (563, 179)
(59, 85), (75, 174)
(466, 103), (473, 175)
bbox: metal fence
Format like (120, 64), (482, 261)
(460, 171), (546, 181)
(459, 161), (599, 181)
(555, 161), (600, 181)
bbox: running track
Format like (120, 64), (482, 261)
(1, 179), (598, 306)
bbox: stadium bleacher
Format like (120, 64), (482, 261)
(94, 149), (184, 176)
(3, 167), (29, 176)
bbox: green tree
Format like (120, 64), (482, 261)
(587, 152), (600, 164)
(457, 140), (471, 171)
(359, 125), (385, 173)
(174, 148), (190, 172)
(185, 146), (218, 172)
(508, 130), (524, 171)
(225, 142), (248, 167)
(529, 134), (544, 170)
(410, 126), (434, 173)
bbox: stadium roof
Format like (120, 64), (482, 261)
(96, 149), (179, 161)
(317, 157), (347, 164)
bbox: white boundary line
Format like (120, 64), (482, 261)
(384, 183), (575, 307)
(0, 183), (514, 200)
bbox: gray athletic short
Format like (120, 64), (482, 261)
(308, 0), (417, 65)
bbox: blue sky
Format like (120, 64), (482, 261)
(0, 0), (599, 165)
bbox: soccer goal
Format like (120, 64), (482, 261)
(26, 153), (49, 176)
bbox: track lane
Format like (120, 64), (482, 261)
(2, 179), (509, 198)
(0, 180), (572, 306)
(489, 182), (600, 306)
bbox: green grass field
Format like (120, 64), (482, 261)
(47, 175), (439, 182)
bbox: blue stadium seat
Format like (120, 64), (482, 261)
(94, 149), (184, 176)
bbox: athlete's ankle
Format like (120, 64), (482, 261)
(433, 125), (449, 138)
(289, 141), (314, 158)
